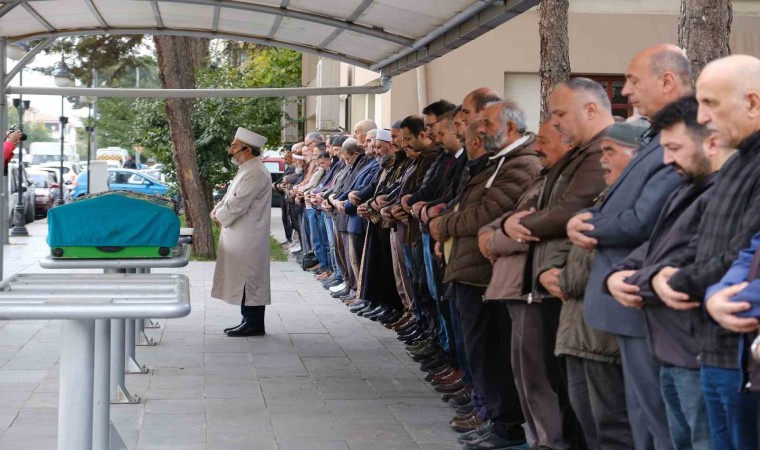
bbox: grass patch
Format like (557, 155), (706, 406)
(269, 236), (288, 262)
(179, 214), (287, 262)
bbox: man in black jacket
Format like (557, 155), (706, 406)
(651, 54), (760, 450)
(606, 96), (734, 450)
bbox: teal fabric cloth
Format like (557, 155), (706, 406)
(47, 193), (179, 248)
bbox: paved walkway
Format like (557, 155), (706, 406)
(0, 213), (459, 450)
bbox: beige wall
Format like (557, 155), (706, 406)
(302, 7), (760, 134)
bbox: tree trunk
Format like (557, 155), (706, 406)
(154, 35), (216, 259)
(678, 0), (732, 84)
(539, 0), (570, 123)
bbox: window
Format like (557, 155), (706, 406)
(572, 75), (634, 118)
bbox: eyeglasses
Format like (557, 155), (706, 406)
(425, 118), (442, 131)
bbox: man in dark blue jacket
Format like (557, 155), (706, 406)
(567, 44), (689, 450)
(605, 95), (734, 450)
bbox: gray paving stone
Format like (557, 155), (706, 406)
(0, 217), (458, 449)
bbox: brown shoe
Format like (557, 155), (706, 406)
(386, 313), (412, 330)
(315, 271), (332, 280)
(307, 264), (321, 273)
(450, 415), (483, 433)
(451, 409), (477, 423)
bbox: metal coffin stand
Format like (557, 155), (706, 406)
(40, 242), (191, 402)
(0, 273), (191, 450)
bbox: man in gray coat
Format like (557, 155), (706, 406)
(567, 44), (688, 450)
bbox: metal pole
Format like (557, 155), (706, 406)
(0, 37), (7, 264)
(56, 105), (66, 206)
(106, 266), (139, 404)
(91, 70), (98, 153)
(85, 107), (92, 195)
(92, 319), (111, 450)
(58, 319), (95, 450)
(10, 94), (28, 236)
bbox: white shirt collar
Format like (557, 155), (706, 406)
(489, 135), (530, 160)
(455, 148), (464, 159)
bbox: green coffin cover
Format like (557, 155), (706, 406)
(47, 193), (180, 252)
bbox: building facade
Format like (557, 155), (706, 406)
(300, 0), (760, 135)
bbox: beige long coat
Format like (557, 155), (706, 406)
(211, 157), (271, 306)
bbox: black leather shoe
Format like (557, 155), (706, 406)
(364, 306), (387, 319)
(349, 301), (369, 313)
(223, 319), (245, 333)
(225, 321), (265, 337)
(421, 357), (449, 373)
(331, 287), (351, 298)
(355, 304), (376, 316)
(435, 380), (466, 394)
(412, 348), (442, 362)
(396, 322), (418, 335)
(378, 310), (402, 324)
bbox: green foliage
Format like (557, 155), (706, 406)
(131, 45), (302, 193)
(6, 108), (54, 148)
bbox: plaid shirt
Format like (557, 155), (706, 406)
(668, 130), (760, 368)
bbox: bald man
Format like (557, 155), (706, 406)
(353, 119), (378, 145)
(652, 54), (760, 450)
(567, 44), (689, 450)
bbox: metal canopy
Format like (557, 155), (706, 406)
(0, 0), (537, 76)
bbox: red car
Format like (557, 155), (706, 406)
(27, 169), (57, 218)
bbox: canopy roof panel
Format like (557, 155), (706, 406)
(0, 0), (537, 76)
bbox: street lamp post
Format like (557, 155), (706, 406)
(52, 58), (73, 206)
(10, 97), (29, 236)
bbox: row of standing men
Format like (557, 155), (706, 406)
(275, 43), (760, 450)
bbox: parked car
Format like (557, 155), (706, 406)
(26, 169), (57, 218)
(33, 164), (76, 203)
(262, 154), (285, 207)
(6, 163), (35, 225)
(70, 168), (170, 200)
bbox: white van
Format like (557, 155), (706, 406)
(96, 147), (128, 168)
(28, 141), (78, 166)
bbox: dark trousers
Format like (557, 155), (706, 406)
(618, 336), (674, 450)
(566, 355), (633, 450)
(701, 365), (759, 450)
(340, 232), (357, 292)
(280, 196), (293, 241)
(410, 242), (437, 334)
(453, 283), (525, 441)
(240, 291), (265, 325)
(508, 300), (579, 450)
(360, 226), (402, 310)
(287, 201), (302, 245)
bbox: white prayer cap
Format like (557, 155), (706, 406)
(292, 154), (306, 160)
(235, 127), (267, 148)
(375, 129), (392, 143)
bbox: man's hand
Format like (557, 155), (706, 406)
(391, 204), (408, 221)
(376, 195), (389, 208)
(209, 210), (221, 227)
(538, 268), (565, 301)
(567, 212), (598, 250)
(412, 201), (427, 218)
(357, 204), (370, 218)
(336, 200), (346, 213)
(607, 270), (643, 309)
(478, 230), (495, 261)
(426, 203), (446, 220)
(401, 194), (413, 212)
(503, 208), (540, 243)
(322, 200), (332, 211)
(381, 206), (395, 222)
(434, 241), (443, 258)
(348, 191), (361, 206)
(652, 267), (698, 310)
(429, 217), (443, 242)
(706, 282), (759, 333)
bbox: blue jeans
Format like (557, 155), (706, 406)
(660, 366), (712, 450)
(422, 233), (451, 351)
(305, 209), (327, 268)
(701, 365), (759, 450)
(322, 213), (338, 275)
